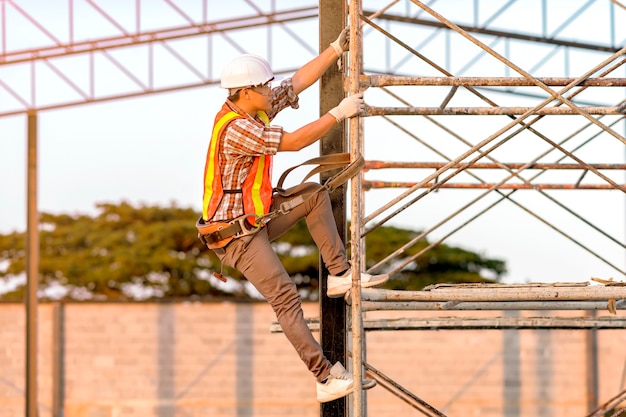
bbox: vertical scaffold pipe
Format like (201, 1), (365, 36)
(348, 0), (364, 416)
(26, 111), (39, 417)
(319, 1), (349, 416)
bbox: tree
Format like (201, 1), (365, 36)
(0, 201), (505, 301)
(363, 224), (506, 291)
(0, 202), (230, 301)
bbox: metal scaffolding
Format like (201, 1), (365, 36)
(341, 1), (626, 416)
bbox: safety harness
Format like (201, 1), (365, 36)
(195, 151), (364, 252)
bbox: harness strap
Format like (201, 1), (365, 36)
(322, 153), (365, 191)
(196, 214), (260, 250)
(276, 152), (355, 191)
(196, 220), (242, 247)
(197, 152), (365, 254)
(269, 153), (364, 218)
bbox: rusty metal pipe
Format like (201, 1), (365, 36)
(366, 105), (623, 116)
(363, 75), (626, 87)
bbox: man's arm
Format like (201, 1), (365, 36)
(278, 113), (338, 151)
(278, 93), (363, 152)
(290, 27), (348, 95)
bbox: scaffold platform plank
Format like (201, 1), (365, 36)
(358, 282), (626, 302)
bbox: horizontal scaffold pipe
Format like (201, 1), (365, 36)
(363, 75), (626, 87)
(360, 300), (626, 312)
(364, 161), (626, 170)
(362, 181), (623, 190)
(360, 286), (626, 302)
(366, 106), (623, 116)
(359, 316), (626, 330)
(270, 316), (626, 332)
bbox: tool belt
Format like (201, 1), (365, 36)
(196, 152), (364, 251)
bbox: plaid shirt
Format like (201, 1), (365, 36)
(209, 78), (300, 222)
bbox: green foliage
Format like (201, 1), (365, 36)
(364, 224), (504, 291)
(0, 201), (505, 301)
(0, 202), (237, 301)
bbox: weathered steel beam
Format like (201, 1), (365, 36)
(364, 161), (626, 170)
(363, 75), (626, 87)
(0, 7), (317, 65)
(586, 389), (626, 417)
(362, 181), (624, 190)
(361, 316), (626, 330)
(320, 0), (347, 416)
(366, 106), (623, 116)
(270, 315), (626, 332)
(361, 11), (620, 53)
(364, 361), (448, 417)
(25, 112), (39, 417)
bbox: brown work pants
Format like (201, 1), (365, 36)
(214, 182), (350, 381)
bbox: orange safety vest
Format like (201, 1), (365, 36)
(202, 108), (273, 225)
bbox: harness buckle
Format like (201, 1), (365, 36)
(233, 214), (263, 237)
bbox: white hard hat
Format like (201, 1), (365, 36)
(220, 54), (274, 89)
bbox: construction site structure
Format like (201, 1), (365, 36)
(338, 1), (625, 416)
(0, 1), (624, 416)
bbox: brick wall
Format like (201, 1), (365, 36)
(1, 302), (625, 417)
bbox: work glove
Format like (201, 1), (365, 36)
(330, 25), (350, 57)
(328, 93), (365, 122)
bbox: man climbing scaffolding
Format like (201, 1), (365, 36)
(196, 26), (388, 402)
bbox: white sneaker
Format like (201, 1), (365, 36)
(316, 362), (377, 403)
(316, 362), (353, 403)
(327, 271), (389, 298)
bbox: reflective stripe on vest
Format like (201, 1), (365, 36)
(202, 110), (273, 223)
(242, 111), (272, 223)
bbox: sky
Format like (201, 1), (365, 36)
(1, 0), (625, 288)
